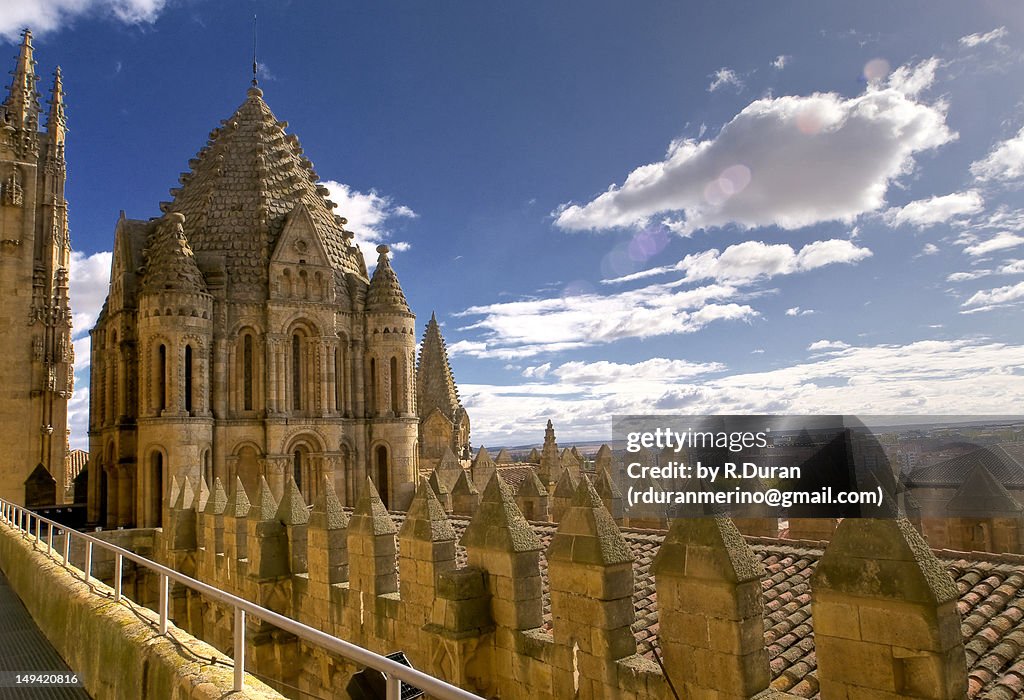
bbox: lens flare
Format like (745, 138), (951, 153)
(862, 58), (890, 83)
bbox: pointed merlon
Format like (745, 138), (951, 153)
(228, 476), (251, 518)
(167, 475), (181, 508)
(495, 448), (513, 464)
(553, 466), (579, 498)
(652, 517), (764, 584)
(352, 476), (397, 535)
(548, 477), (633, 566)
(196, 475), (211, 513)
(400, 478), (456, 543)
(310, 475), (348, 530)
(207, 477), (229, 515)
(276, 475), (310, 525)
(451, 468), (479, 496)
(248, 476), (278, 521)
(461, 473), (542, 553)
(172, 475), (196, 510)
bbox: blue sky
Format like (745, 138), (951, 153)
(7, 1), (1024, 450)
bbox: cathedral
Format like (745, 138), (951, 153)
(86, 72), (450, 527)
(0, 31), (73, 508)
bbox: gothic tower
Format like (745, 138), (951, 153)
(89, 83), (422, 526)
(0, 31), (72, 506)
(416, 312), (470, 466)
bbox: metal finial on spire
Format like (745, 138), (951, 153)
(251, 14), (258, 86)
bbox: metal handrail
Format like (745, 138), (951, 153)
(0, 498), (482, 700)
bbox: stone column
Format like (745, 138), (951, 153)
(812, 518), (967, 699)
(651, 516), (770, 699)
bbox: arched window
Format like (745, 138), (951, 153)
(150, 451), (164, 527)
(334, 346), (342, 412)
(157, 344), (167, 412)
(184, 345), (193, 414)
(390, 356), (400, 415)
(243, 334), (254, 411)
(292, 333), (302, 411)
(375, 445), (389, 510)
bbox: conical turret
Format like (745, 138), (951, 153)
(417, 312), (462, 420)
(140, 213), (208, 294)
(366, 245), (411, 314)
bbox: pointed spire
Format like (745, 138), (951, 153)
(366, 244), (411, 313)
(4, 29), (40, 129)
(416, 312), (463, 422)
(172, 475), (196, 510)
(45, 66), (65, 144)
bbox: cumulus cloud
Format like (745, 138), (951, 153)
(959, 27), (1008, 48)
(947, 259), (1024, 282)
(920, 243), (940, 255)
(808, 339), (850, 351)
(884, 190), (983, 228)
(463, 340), (1024, 446)
(772, 55), (790, 70)
(785, 306), (814, 316)
(68, 250), (112, 338)
(554, 81), (954, 235)
(963, 231), (1024, 256)
(605, 238), (872, 285)
(319, 181), (416, 269)
(0, 0), (165, 40)
(708, 68), (743, 92)
(972, 126), (1024, 181)
(962, 281), (1024, 310)
(451, 281), (756, 359)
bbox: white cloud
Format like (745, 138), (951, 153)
(772, 55), (790, 70)
(708, 67), (743, 92)
(554, 83), (954, 234)
(962, 281), (1024, 309)
(963, 231), (1024, 256)
(0, 0), (165, 40)
(785, 306), (814, 316)
(463, 340), (1024, 447)
(971, 126), (1024, 181)
(808, 339), (850, 351)
(605, 238), (872, 285)
(886, 57), (940, 97)
(947, 259), (1024, 282)
(319, 181), (416, 269)
(959, 26), (1008, 48)
(451, 281), (756, 359)
(543, 357), (725, 384)
(920, 243), (940, 255)
(884, 190), (983, 228)
(522, 362), (551, 379)
(69, 250), (112, 340)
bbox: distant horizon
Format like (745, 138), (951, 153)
(5, 2), (1024, 451)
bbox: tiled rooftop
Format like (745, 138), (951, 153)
(908, 445), (1024, 489)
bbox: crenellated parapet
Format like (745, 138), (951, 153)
(147, 470), (971, 700)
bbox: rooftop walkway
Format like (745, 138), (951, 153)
(0, 566), (90, 700)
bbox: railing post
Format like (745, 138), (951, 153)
(35, 514), (41, 544)
(158, 573), (168, 635)
(114, 553), (123, 603)
(47, 520), (53, 556)
(386, 674), (401, 700)
(84, 541), (92, 584)
(234, 607), (245, 692)
(62, 529), (70, 567)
